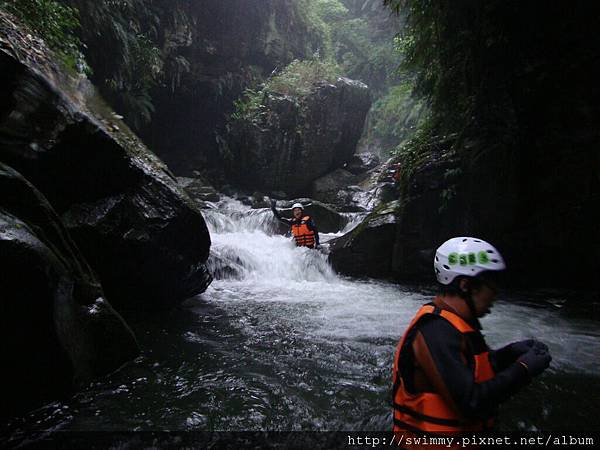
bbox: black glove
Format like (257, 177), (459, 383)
(532, 340), (549, 353)
(518, 346), (552, 377)
(493, 339), (534, 370)
(270, 198), (276, 208)
(502, 339), (535, 358)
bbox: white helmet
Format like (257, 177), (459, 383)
(434, 237), (506, 285)
(291, 203), (304, 210)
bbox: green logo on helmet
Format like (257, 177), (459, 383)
(448, 251), (491, 266)
(478, 251), (490, 264)
(448, 253), (458, 265)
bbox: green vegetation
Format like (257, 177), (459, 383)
(371, 83), (413, 139)
(231, 89), (264, 123)
(312, 0), (349, 22)
(383, 0), (531, 139)
(305, 0), (427, 156)
(367, 81), (426, 154)
(0, 0), (87, 73)
(329, 1), (401, 95)
(390, 120), (433, 189)
(66, 0), (163, 130)
(381, 0), (473, 202)
(297, 0), (348, 59)
(384, 0), (477, 132)
(232, 0), (419, 153)
(232, 59), (342, 122)
(103, 32), (162, 129)
(267, 58), (342, 96)
(298, 0), (401, 94)
(1, 0), (163, 128)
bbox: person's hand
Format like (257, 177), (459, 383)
(269, 198), (276, 208)
(532, 340), (549, 353)
(506, 339), (536, 357)
(495, 339), (534, 363)
(518, 346), (552, 377)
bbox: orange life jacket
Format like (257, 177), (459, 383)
(291, 215), (316, 248)
(392, 304), (495, 436)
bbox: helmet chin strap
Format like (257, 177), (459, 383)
(460, 281), (479, 318)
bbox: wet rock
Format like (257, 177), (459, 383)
(310, 169), (368, 212)
(177, 177), (220, 203)
(221, 185), (237, 198)
(268, 190), (289, 200)
(250, 193), (270, 209)
(389, 150), (462, 282)
(344, 152), (380, 175)
(0, 163), (139, 419)
(373, 182), (399, 205)
(276, 198), (347, 234)
(0, 18), (212, 309)
(225, 78), (371, 195)
(328, 201), (400, 277)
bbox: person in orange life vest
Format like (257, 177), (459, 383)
(270, 200), (320, 249)
(392, 237), (552, 437)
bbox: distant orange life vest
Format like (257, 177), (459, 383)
(392, 304), (495, 436)
(291, 215), (316, 248)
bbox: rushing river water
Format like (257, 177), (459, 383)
(3, 198), (600, 446)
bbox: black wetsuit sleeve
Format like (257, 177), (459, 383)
(305, 218), (319, 245)
(418, 316), (530, 419)
(271, 206), (292, 225)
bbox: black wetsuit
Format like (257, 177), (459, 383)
(271, 206), (320, 246)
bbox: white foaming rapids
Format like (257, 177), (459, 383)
(200, 197), (600, 376)
(203, 198), (337, 283)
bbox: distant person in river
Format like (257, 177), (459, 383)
(270, 200), (320, 249)
(392, 237), (552, 440)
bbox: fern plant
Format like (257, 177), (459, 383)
(0, 0), (88, 73)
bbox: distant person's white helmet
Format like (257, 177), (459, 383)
(434, 237), (506, 285)
(291, 203), (304, 210)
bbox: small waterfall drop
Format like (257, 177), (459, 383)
(204, 198), (337, 283)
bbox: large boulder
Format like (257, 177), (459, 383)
(0, 163), (139, 419)
(0, 13), (211, 309)
(226, 78), (371, 195)
(310, 168), (368, 212)
(328, 201), (400, 277)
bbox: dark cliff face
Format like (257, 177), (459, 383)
(147, 0), (322, 176)
(391, 2), (600, 288)
(225, 78), (371, 196)
(331, 2), (600, 289)
(0, 11), (212, 308)
(72, 0), (322, 176)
